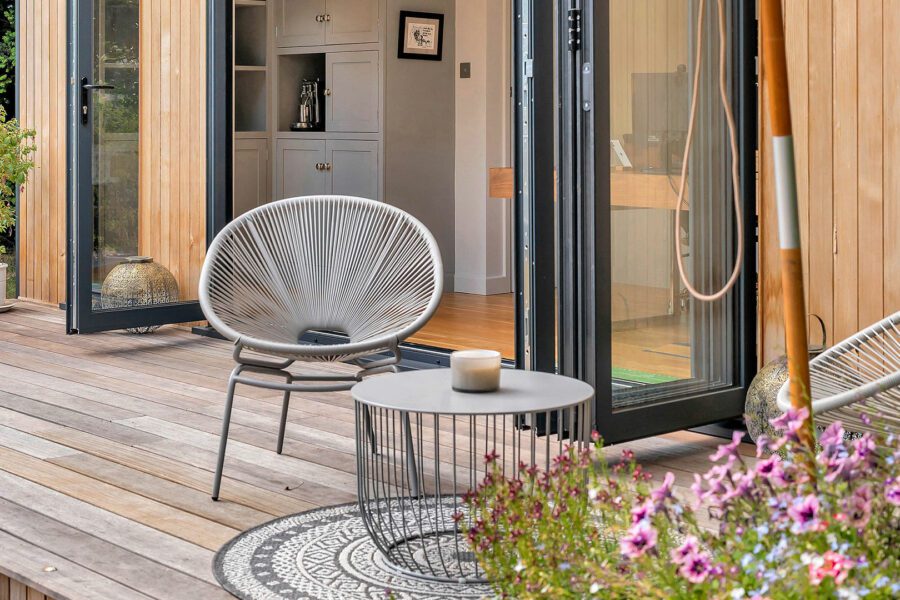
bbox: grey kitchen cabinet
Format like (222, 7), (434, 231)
(233, 137), (269, 217)
(274, 0), (326, 48)
(326, 0), (380, 45)
(326, 51), (380, 133)
(274, 0), (379, 48)
(275, 138), (379, 200)
(327, 139), (379, 199)
(275, 139), (327, 199)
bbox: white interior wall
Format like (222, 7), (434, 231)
(453, 0), (513, 295)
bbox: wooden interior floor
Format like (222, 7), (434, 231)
(409, 292), (691, 380)
(408, 292), (516, 359)
(0, 302), (751, 600)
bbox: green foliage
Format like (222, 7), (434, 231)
(0, 2), (13, 107)
(0, 106), (36, 254)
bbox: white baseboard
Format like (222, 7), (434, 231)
(451, 273), (512, 295)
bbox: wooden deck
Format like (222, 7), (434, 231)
(0, 302), (751, 600)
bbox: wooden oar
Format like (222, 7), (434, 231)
(760, 0), (815, 449)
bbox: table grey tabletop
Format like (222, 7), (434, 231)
(352, 368), (594, 415)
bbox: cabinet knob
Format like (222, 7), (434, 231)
(324, 162), (333, 171)
(315, 14), (325, 22)
(324, 14), (332, 21)
(315, 162), (324, 171)
(324, 88), (332, 97)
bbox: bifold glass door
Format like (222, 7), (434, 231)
(555, 0), (757, 442)
(69, 0), (205, 333)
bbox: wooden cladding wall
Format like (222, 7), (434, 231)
(759, 0), (900, 363)
(18, 0), (66, 305)
(138, 0), (207, 301)
(0, 573), (54, 600)
(17, 0), (207, 307)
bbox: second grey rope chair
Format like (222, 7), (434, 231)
(200, 196), (443, 500)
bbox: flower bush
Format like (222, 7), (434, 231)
(465, 409), (900, 599)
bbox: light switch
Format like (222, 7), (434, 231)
(459, 62), (471, 79)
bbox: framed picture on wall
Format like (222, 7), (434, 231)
(398, 11), (444, 61)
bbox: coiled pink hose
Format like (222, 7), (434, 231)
(674, 0), (744, 302)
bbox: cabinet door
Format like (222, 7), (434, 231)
(325, 0), (380, 45)
(234, 138), (269, 216)
(326, 51), (380, 133)
(276, 139), (327, 199)
(274, 0), (326, 47)
(326, 140), (379, 200)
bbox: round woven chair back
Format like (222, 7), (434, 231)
(199, 196), (443, 357)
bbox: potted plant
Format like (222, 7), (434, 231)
(0, 105), (36, 308)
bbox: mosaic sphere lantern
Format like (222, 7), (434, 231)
(745, 345), (825, 442)
(100, 256), (179, 334)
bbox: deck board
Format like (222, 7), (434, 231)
(0, 302), (750, 599)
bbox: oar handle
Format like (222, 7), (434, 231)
(760, 0), (814, 448)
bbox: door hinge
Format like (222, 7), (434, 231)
(568, 9), (582, 52)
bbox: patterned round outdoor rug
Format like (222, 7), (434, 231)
(213, 502), (494, 599)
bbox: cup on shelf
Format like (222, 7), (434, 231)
(450, 349), (501, 393)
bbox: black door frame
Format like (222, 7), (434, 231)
(560, 0), (758, 442)
(66, 0), (218, 334)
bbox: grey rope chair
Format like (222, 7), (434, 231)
(776, 311), (900, 435)
(200, 196), (443, 500)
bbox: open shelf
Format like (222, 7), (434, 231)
(235, 70), (267, 132)
(235, 5), (267, 67)
(277, 53), (326, 132)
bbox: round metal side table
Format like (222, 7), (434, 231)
(353, 368), (594, 584)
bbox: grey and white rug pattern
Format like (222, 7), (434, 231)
(213, 502), (493, 599)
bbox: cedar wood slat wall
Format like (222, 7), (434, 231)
(18, 0), (206, 307)
(759, 0), (900, 363)
(0, 573), (53, 600)
(18, 0), (65, 305)
(138, 0), (207, 302)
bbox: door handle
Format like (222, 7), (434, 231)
(80, 78), (116, 125)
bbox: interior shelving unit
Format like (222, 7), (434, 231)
(232, 0), (385, 217)
(234, 1), (268, 134)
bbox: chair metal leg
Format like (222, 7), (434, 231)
(276, 381), (292, 455)
(403, 411), (420, 497)
(212, 368), (239, 501)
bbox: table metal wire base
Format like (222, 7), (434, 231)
(355, 402), (591, 583)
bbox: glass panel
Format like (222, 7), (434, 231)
(92, 0), (146, 310)
(608, 0), (733, 407)
(90, 0), (205, 315)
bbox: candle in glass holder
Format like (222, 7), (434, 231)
(450, 350), (501, 392)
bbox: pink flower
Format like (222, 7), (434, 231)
(678, 550), (712, 584)
(710, 431), (744, 462)
(755, 455), (783, 480)
(619, 519), (657, 558)
(844, 484), (872, 528)
(670, 535), (700, 565)
(631, 500), (654, 524)
(808, 551), (853, 586)
(787, 494), (820, 532)
(770, 407), (810, 442)
(722, 471), (755, 502)
(886, 478), (900, 506)
(852, 434), (877, 468)
(651, 472), (675, 507)
(818, 422), (845, 452)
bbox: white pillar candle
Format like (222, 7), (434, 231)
(450, 350), (501, 393)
